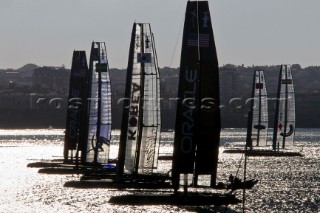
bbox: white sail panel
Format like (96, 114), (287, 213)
(86, 62), (99, 163)
(276, 65), (295, 149)
(137, 24), (161, 174)
(251, 70), (268, 147)
(154, 66), (161, 169)
(124, 24), (142, 173)
(85, 42), (112, 164)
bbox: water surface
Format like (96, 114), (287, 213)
(0, 129), (318, 212)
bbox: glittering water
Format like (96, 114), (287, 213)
(0, 129), (319, 212)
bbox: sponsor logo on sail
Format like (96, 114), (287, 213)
(127, 83), (141, 141)
(137, 53), (152, 63)
(68, 89), (80, 140)
(202, 12), (209, 28)
(181, 67), (197, 154)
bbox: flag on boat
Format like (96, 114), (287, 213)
(255, 83), (263, 89)
(187, 33), (209, 47)
(281, 79), (292, 84)
(96, 63), (108, 72)
(137, 53), (152, 63)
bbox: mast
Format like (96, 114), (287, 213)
(151, 31), (162, 171)
(282, 66), (288, 149)
(243, 128), (249, 212)
(256, 72), (262, 146)
(134, 23), (145, 174)
(243, 113), (251, 212)
(94, 44), (102, 164)
(172, 1), (220, 190)
(117, 24), (136, 177)
(81, 43), (95, 163)
(246, 71), (256, 150)
(272, 66), (283, 151)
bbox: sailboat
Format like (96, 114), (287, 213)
(272, 64), (297, 152)
(250, 70), (269, 148)
(225, 65), (301, 157)
(28, 50), (90, 170)
(63, 50), (89, 163)
(81, 41), (112, 165)
(117, 22), (162, 178)
(224, 70), (269, 154)
(110, 1), (240, 206)
(34, 43), (114, 174)
(255, 64), (300, 156)
(172, 0), (221, 190)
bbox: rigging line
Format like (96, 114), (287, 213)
(191, 1), (201, 187)
(235, 153), (244, 177)
(242, 148), (248, 212)
(169, 8), (185, 67)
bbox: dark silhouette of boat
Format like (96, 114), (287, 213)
(29, 42), (114, 172)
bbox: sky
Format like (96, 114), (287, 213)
(0, 0), (319, 69)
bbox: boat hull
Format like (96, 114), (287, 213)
(109, 192), (240, 206)
(223, 149), (303, 157)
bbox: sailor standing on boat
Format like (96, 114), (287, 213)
(229, 174), (234, 184)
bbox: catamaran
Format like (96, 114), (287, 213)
(224, 70), (269, 154)
(28, 50), (90, 169)
(250, 70), (269, 149)
(32, 43), (114, 173)
(80, 41), (112, 165)
(117, 22), (162, 178)
(171, 0), (221, 190)
(64, 50), (89, 163)
(272, 64), (296, 151)
(225, 65), (301, 156)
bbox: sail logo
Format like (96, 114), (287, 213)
(190, 9), (197, 28)
(145, 36), (150, 48)
(68, 89), (80, 140)
(281, 79), (292, 84)
(202, 12), (209, 28)
(255, 83), (263, 89)
(181, 68), (197, 154)
(127, 82), (141, 141)
(96, 63), (108, 72)
(135, 34), (140, 49)
(137, 53), (152, 63)
(68, 107), (78, 139)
